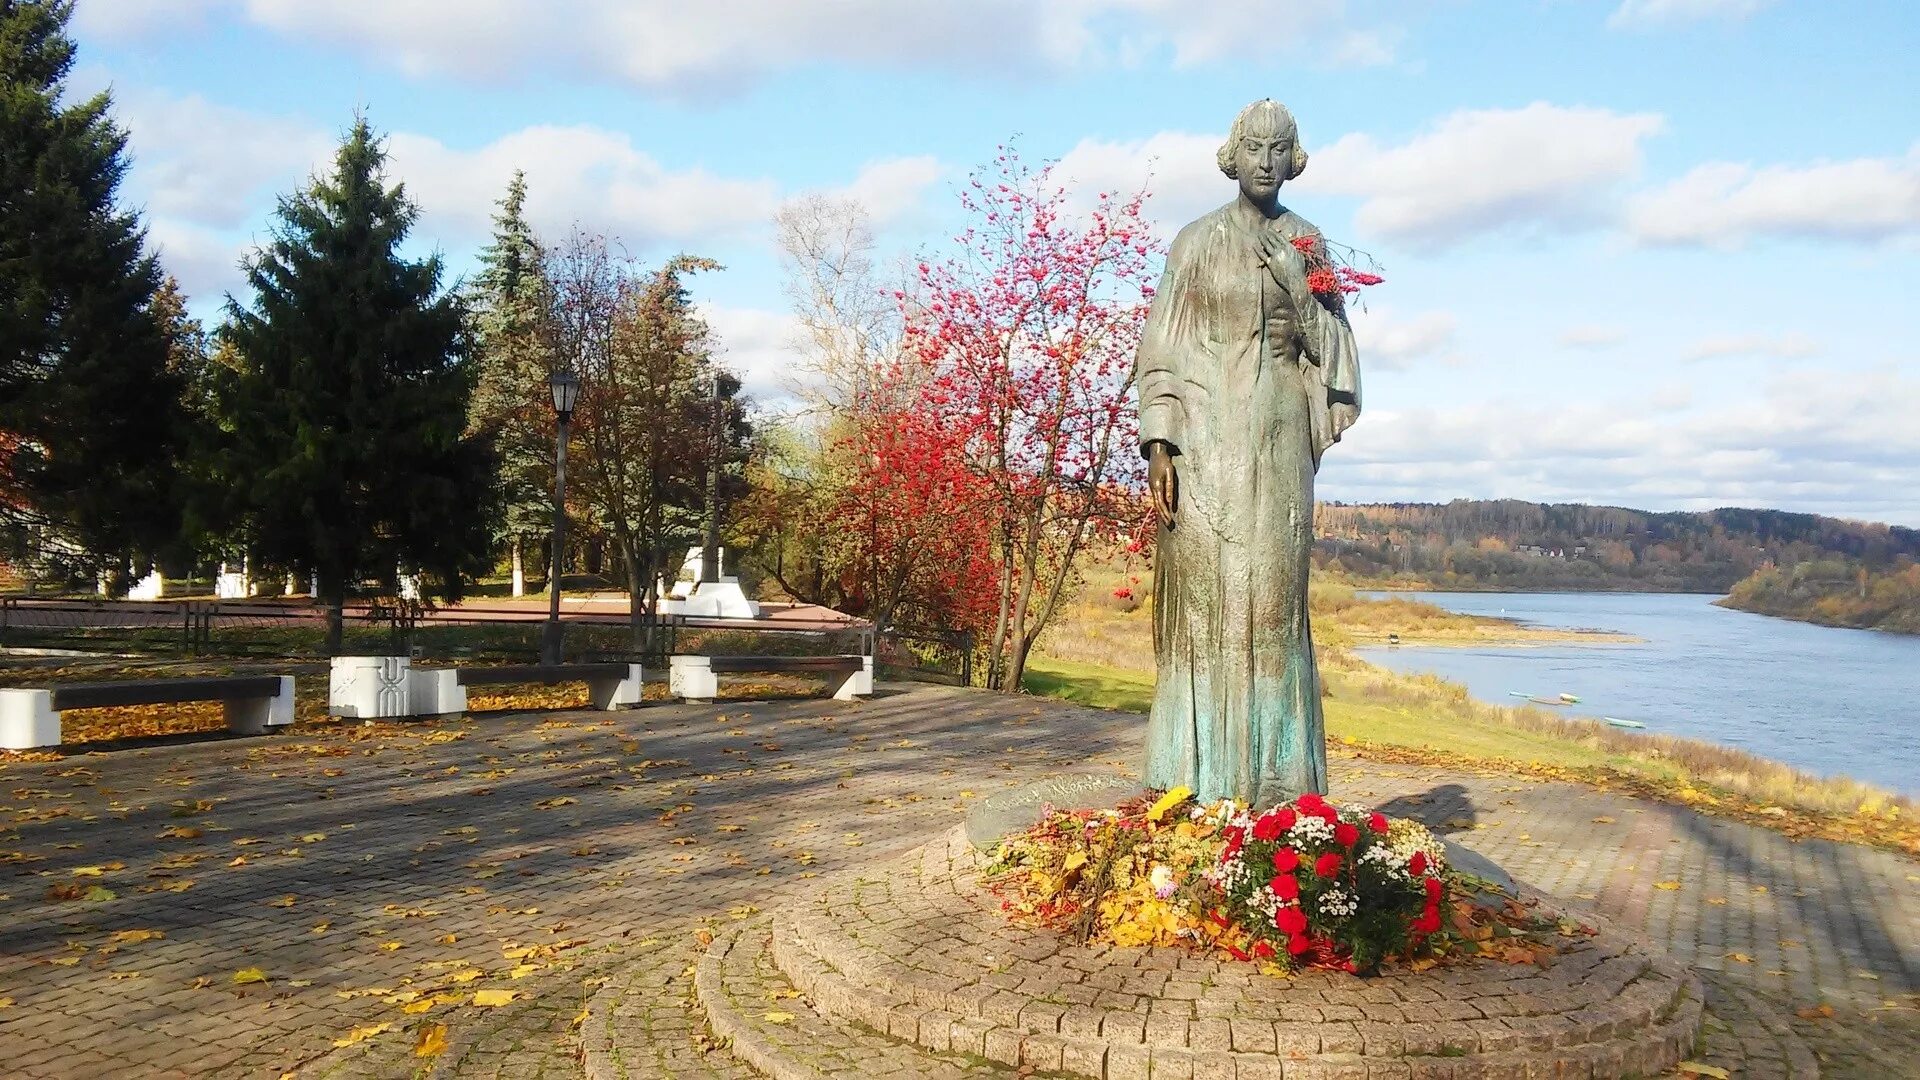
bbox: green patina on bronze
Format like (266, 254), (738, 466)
(1134, 100), (1362, 805)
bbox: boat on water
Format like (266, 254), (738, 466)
(1603, 716), (1647, 730)
(1510, 691), (1576, 707)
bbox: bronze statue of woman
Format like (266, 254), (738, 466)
(1134, 99), (1361, 806)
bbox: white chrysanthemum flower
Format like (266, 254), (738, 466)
(1317, 886), (1359, 919)
(1287, 815), (1336, 846)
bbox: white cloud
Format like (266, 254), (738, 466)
(1051, 131), (1224, 231)
(119, 93), (333, 229)
(1322, 367), (1920, 525)
(1626, 146), (1920, 248)
(145, 218), (251, 301)
(1295, 103), (1666, 249)
(1682, 333), (1820, 361)
(821, 157), (947, 231)
(1607, 0), (1773, 30)
(91, 1), (1378, 93)
(114, 89), (945, 306)
(1350, 308), (1456, 371)
(700, 304), (807, 405)
(1558, 324), (1627, 349)
(387, 126), (784, 250)
(73, 0), (221, 36)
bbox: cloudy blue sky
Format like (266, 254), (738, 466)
(69, 0), (1920, 524)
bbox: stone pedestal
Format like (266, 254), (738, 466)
(682, 828), (1704, 1080)
(328, 656), (413, 719)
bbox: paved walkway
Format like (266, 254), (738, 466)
(0, 684), (1915, 1077)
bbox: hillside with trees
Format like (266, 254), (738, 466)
(1717, 561), (1920, 634)
(1313, 500), (1920, 594)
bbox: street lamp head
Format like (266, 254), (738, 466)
(549, 370), (580, 419)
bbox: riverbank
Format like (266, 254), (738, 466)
(1023, 650), (1918, 857)
(1029, 577), (1917, 855)
(1718, 563), (1920, 634)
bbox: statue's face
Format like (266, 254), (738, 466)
(1234, 111), (1293, 204)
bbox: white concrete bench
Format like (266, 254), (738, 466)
(329, 656), (643, 719)
(669, 654), (872, 704)
(0, 675), (295, 749)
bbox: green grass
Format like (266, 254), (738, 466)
(1021, 655), (1631, 771)
(1021, 656), (1156, 714)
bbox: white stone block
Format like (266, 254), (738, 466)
(409, 668), (467, 716)
(328, 656), (412, 719)
(831, 656), (875, 701)
(0, 688), (60, 749)
(226, 675), (294, 735)
(586, 663), (645, 710)
(127, 570), (164, 601)
(669, 655), (717, 703)
(216, 572), (252, 599)
(679, 580), (761, 620)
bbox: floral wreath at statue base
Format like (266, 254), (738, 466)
(983, 788), (1590, 976)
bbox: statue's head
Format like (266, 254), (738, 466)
(1218, 99), (1308, 206)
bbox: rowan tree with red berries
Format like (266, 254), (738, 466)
(900, 148), (1161, 691)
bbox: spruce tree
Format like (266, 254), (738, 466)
(0, 0), (190, 584)
(467, 172), (555, 592)
(218, 118), (494, 651)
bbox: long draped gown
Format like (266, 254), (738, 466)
(1133, 202), (1361, 807)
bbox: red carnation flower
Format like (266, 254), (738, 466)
(1273, 808), (1297, 831)
(1368, 812), (1389, 834)
(1334, 822), (1360, 847)
(1408, 851), (1427, 877)
(1251, 939), (1275, 959)
(1414, 908), (1441, 935)
(1424, 876), (1443, 900)
(1287, 933), (1313, 956)
(1295, 793), (1326, 813)
(1314, 852), (1343, 878)
(1275, 906), (1308, 935)
(1271, 848), (1300, 873)
(1317, 805), (1341, 825)
(1251, 814), (1283, 842)
(1269, 874), (1300, 901)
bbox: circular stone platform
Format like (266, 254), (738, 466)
(696, 827), (1703, 1080)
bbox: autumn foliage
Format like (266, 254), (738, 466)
(891, 148), (1160, 689)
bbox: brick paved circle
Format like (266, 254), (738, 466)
(735, 826), (1703, 1079)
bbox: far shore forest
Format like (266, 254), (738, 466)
(1312, 500), (1920, 634)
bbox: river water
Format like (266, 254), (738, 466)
(1354, 591), (1920, 795)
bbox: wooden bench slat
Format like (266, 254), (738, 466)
(706, 655), (865, 674)
(454, 663), (630, 687)
(50, 676), (284, 712)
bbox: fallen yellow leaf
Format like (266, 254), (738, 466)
(379, 941), (404, 951)
(109, 929), (164, 945)
(1676, 1064), (1730, 1080)
(471, 989), (517, 1007)
(764, 1011), (795, 1024)
(401, 999), (435, 1015)
(414, 1023), (449, 1058)
(1653, 881), (1681, 891)
(233, 967), (269, 985)
(332, 1022), (392, 1048)
(266, 895), (297, 908)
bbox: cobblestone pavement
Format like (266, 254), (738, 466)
(1, 684), (1916, 1078)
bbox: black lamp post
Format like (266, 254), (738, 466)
(542, 370), (580, 665)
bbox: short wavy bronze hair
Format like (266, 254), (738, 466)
(1217, 99), (1309, 181)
